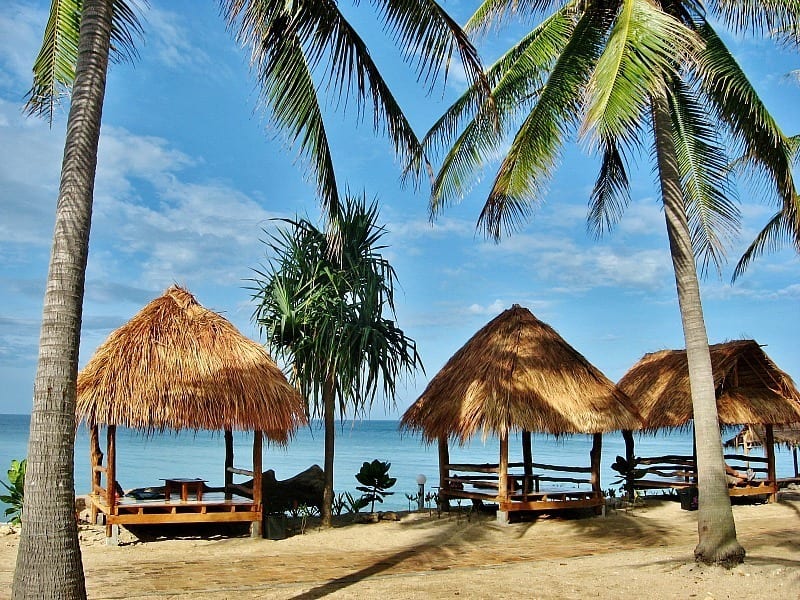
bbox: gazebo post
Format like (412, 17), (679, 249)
(105, 425), (118, 544)
(224, 429), (234, 500)
(590, 433), (602, 514)
(522, 430), (533, 495)
(622, 429), (635, 500)
(794, 446), (799, 478)
(438, 436), (450, 511)
(497, 432), (509, 525)
(89, 424), (103, 524)
(765, 425), (777, 503)
(251, 430), (263, 538)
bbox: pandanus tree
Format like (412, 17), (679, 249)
(413, 0), (800, 565)
(251, 195), (423, 527)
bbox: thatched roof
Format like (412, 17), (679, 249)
(618, 340), (800, 430)
(725, 424), (800, 450)
(77, 285), (306, 441)
(401, 305), (642, 443)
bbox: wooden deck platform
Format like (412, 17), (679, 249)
(89, 492), (260, 526)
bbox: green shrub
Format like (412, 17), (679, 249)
(1, 459), (26, 525)
(355, 459), (396, 513)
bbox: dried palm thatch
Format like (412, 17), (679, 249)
(401, 305), (641, 443)
(618, 340), (800, 431)
(77, 285), (306, 441)
(725, 424), (800, 450)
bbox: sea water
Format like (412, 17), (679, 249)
(1, 414), (796, 515)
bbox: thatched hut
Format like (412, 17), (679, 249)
(617, 340), (800, 501)
(401, 304), (642, 522)
(725, 425), (800, 481)
(77, 285), (306, 539)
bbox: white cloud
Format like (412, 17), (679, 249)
(0, 3), (48, 89)
(467, 299), (506, 316)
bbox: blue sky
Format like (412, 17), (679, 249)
(1, 1), (798, 418)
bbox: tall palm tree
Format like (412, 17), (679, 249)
(251, 194), (423, 527)
(220, 0), (490, 222)
(416, 0), (799, 565)
(14, 1), (141, 598)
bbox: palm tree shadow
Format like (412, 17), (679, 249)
(288, 504), (669, 599)
(288, 512), (492, 599)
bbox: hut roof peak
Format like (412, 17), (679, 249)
(402, 304), (641, 442)
(77, 286), (306, 439)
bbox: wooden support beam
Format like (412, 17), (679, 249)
(106, 425), (117, 538)
(590, 433), (602, 514)
(251, 430), (263, 538)
(438, 436), (450, 511)
(522, 431), (533, 494)
(765, 424), (777, 503)
(89, 424), (103, 524)
(225, 429), (234, 500)
(622, 429), (635, 500)
(497, 431), (509, 525)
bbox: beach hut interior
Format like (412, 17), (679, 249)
(77, 286), (306, 543)
(617, 340), (800, 503)
(402, 304), (642, 523)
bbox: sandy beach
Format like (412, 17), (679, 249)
(1, 494), (798, 599)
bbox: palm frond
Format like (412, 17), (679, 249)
(25, 0), (144, 124)
(583, 0), (701, 147)
(465, 0), (567, 37)
(708, 0), (800, 36)
(588, 138), (631, 237)
(668, 78), (740, 276)
(427, 8), (577, 215)
(479, 6), (613, 240)
(733, 210), (794, 280)
(696, 23), (799, 254)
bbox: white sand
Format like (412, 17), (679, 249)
(1, 494), (798, 599)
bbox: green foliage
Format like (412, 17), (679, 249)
(609, 455), (647, 486)
(344, 491), (370, 515)
(26, 0), (144, 124)
(251, 193), (423, 420)
(220, 0), (489, 220)
(355, 459), (396, 513)
(1, 459), (26, 525)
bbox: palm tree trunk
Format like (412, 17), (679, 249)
(651, 91), (744, 565)
(321, 369), (336, 527)
(12, 1), (113, 597)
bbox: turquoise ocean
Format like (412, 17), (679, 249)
(2, 414), (796, 516)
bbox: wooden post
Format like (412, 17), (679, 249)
(105, 425), (117, 539)
(765, 424), (777, 503)
(251, 430), (263, 538)
(89, 424), (103, 524)
(522, 430), (533, 495)
(438, 436), (450, 511)
(794, 446), (799, 478)
(224, 429), (234, 500)
(590, 433), (602, 498)
(622, 429), (635, 500)
(497, 431), (509, 525)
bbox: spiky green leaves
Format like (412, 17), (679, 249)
(251, 194), (422, 419)
(26, 0), (143, 125)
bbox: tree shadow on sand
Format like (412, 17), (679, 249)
(287, 503), (678, 599)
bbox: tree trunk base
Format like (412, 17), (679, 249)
(694, 539), (745, 567)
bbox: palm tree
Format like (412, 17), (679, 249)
(416, 0), (799, 565)
(220, 0), (490, 222)
(251, 194), (423, 527)
(14, 1), (141, 598)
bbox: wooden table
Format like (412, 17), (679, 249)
(162, 478), (206, 501)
